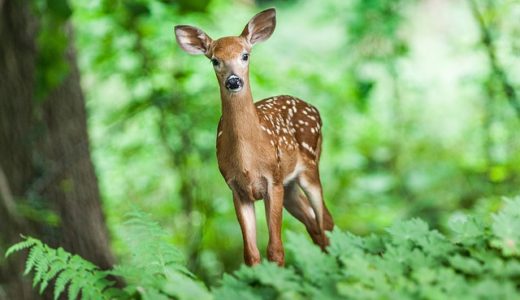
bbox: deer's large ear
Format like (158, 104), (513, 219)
(175, 25), (213, 56)
(241, 8), (276, 46)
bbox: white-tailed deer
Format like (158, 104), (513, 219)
(175, 8), (334, 266)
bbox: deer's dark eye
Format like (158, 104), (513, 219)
(211, 58), (219, 66)
(242, 53), (249, 61)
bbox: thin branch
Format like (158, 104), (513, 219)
(468, 0), (520, 119)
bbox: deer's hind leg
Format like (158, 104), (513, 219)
(298, 168), (334, 249)
(283, 181), (330, 250)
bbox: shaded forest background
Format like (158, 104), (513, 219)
(1, 0), (519, 298)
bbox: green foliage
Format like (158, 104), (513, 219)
(31, 0), (73, 100)
(111, 210), (210, 299)
(5, 237), (119, 300)
(67, 0), (520, 286)
(8, 197), (520, 299)
(490, 198), (520, 256)
(6, 211), (210, 300)
(12, 0), (519, 294)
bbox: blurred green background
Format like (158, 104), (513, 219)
(68, 0), (518, 285)
(72, 0), (520, 281)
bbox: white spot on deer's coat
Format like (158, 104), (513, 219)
(218, 131), (223, 137)
(302, 142), (315, 154)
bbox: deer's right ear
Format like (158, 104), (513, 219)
(175, 25), (213, 56)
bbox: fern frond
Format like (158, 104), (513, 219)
(121, 209), (186, 272)
(25, 244), (45, 275)
(67, 275), (82, 300)
(32, 248), (49, 288)
(53, 269), (74, 300)
(6, 236), (118, 300)
(39, 248), (69, 294)
(4, 236), (39, 257)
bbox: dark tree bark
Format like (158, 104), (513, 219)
(0, 1), (114, 299)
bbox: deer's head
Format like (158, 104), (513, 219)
(175, 8), (276, 94)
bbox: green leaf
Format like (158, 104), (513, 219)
(286, 232), (339, 285)
(233, 261), (301, 293)
(448, 214), (487, 245)
(162, 269), (212, 300)
(490, 197), (520, 256)
(386, 218), (430, 246)
(449, 255), (483, 275)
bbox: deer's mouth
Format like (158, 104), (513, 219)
(225, 75), (243, 92)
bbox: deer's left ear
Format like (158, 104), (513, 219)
(241, 8), (276, 46)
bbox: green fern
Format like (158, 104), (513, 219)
(7, 237), (120, 300)
(6, 210), (211, 300)
(111, 210), (208, 299)
(4, 236), (38, 258)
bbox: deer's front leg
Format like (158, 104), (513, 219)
(264, 182), (285, 265)
(232, 190), (260, 266)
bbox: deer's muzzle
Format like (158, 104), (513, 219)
(225, 74), (243, 92)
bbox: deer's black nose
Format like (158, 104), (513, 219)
(225, 75), (243, 92)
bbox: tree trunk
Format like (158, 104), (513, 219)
(0, 1), (114, 299)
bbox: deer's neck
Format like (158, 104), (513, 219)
(220, 83), (260, 140)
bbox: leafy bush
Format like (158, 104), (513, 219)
(7, 197), (520, 299)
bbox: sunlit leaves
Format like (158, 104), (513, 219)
(490, 197), (520, 256)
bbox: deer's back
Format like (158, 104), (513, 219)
(255, 95), (322, 164)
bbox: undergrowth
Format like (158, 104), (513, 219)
(6, 197), (520, 299)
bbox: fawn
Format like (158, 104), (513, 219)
(175, 8), (334, 266)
